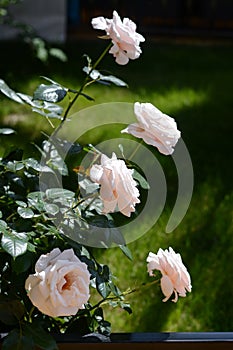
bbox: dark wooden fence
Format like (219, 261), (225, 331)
(1, 332), (233, 349)
(54, 332), (233, 349)
(67, 0), (233, 39)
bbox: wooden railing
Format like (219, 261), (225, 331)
(1, 332), (233, 349)
(56, 332), (233, 349)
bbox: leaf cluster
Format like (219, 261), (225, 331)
(0, 107), (135, 350)
(0, 42), (149, 349)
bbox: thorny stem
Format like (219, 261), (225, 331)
(91, 42), (112, 71)
(128, 139), (144, 161)
(45, 115), (55, 129)
(53, 42), (112, 138)
(64, 191), (99, 215)
(28, 306), (35, 323)
(90, 279), (160, 311)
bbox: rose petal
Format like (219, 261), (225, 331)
(161, 275), (174, 302)
(89, 152), (140, 216)
(25, 248), (91, 317)
(91, 16), (108, 30)
(92, 11), (145, 65)
(122, 102), (181, 155)
(146, 247), (192, 302)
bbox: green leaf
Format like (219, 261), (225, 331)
(120, 302), (132, 314)
(43, 101), (63, 115)
(33, 83), (67, 103)
(16, 201), (27, 208)
(96, 273), (110, 299)
(93, 307), (104, 323)
(24, 158), (41, 171)
(6, 161), (24, 172)
(12, 251), (34, 274)
(108, 280), (121, 297)
(16, 93), (42, 108)
(46, 188), (75, 200)
(100, 74), (128, 87)
(2, 329), (34, 350)
(79, 176), (99, 194)
(83, 54), (92, 69)
(27, 242), (36, 253)
(17, 93), (63, 116)
(37, 46), (49, 62)
(65, 141), (83, 156)
(101, 264), (110, 280)
(44, 203), (60, 215)
(97, 319), (111, 336)
(83, 67), (128, 87)
(43, 140), (68, 175)
(0, 298), (25, 325)
(27, 191), (45, 203)
(0, 128), (15, 135)
(80, 92), (95, 101)
(40, 76), (63, 86)
(49, 48), (68, 62)
(32, 37), (48, 62)
(23, 323), (58, 350)
(132, 169), (150, 189)
(119, 244), (133, 260)
(0, 79), (24, 104)
(32, 107), (63, 120)
(1, 231), (28, 258)
(0, 9), (7, 16)
(0, 219), (8, 234)
(17, 207), (34, 219)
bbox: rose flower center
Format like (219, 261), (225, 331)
(62, 272), (76, 291)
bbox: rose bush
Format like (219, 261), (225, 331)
(147, 247), (192, 302)
(90, 152), (140, 217)
(122, 102), (181, 155)
(25, 248), (91, 317)
(0, 10), (192, 350)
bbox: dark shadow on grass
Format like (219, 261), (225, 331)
(127, 42), (233, 331)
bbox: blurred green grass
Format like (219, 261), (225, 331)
(0, 39), (233, 332)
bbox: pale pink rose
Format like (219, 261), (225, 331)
(91, 10), (145, 65)
(121, 102), (181, 155)
(146, 247), (192, 302)
(89, 152), (140, 217)
(25, 248), (91, 317)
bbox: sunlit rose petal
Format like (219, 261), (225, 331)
(92, 10), (145, 65)
(90, 152), (140, 217)
(122, 102), (181, 155)
(146, 247), (192, 302)
(25, 248), (91, 317)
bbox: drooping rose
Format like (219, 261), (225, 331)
(25, 248), (91, 317)
(146, 247), (192, 302)
(89, 152), (140, 217)
(91, 10), (145, 65)
(121, 102), (181, 155)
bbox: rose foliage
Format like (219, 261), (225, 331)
(0, 11), (191, 350)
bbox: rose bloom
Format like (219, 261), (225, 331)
(25, 248), (91, 317)
(91, 10), (145, 65)
(147, 247), (192, 302)
(121, 102), (181, 155)
(90, 152), (140, 217)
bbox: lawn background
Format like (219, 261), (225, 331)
(0, 37), (233, 332)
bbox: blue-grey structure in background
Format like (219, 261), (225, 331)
(0, 0), (66, 42)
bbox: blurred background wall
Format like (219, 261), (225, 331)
(0, 0), (66, 42)
(0, 0), (233, 43)
(67, 0), (233, 40)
